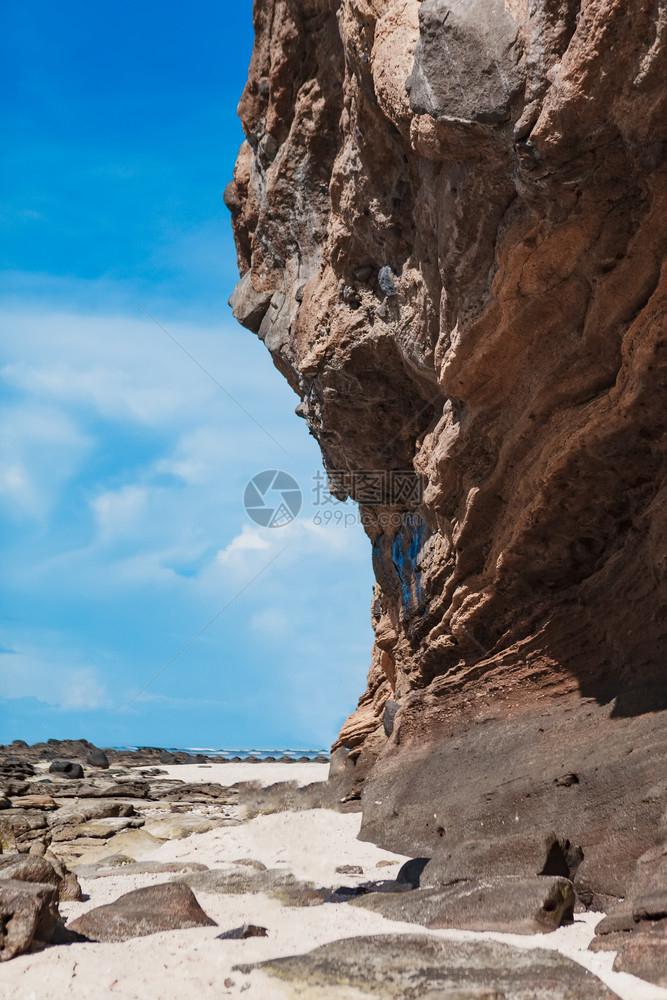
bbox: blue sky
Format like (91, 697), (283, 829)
(0, 1), (374, 749)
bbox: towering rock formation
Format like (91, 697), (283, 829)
(227, 0), (666, 904)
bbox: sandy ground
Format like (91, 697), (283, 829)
(154, 761), (331, 786)
(1, 763), (665, 1000)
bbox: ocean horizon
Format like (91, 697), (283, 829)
(112, 746), (329, 761)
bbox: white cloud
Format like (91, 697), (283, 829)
(92, 484), (149, 541)
(0, 299), (377, 744)
(215, 524), (271, 565)
(0, 404), (93, 519)
(0, 646), (110, 710)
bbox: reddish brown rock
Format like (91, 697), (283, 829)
(67, 882), (216, 942)
(228, 0), (667, 901)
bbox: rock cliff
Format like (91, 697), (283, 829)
(227, 0), (667, 905)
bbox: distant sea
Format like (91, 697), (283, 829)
(111, 747), (329, 761)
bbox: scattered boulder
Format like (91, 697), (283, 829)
(218, 924), (268, 940)
(48, 761), (84, 779)
(351, 876), (575, 934)
(0, 880), (60, 961)
(336, 865), (364, 875)
(85, 749), (110, 769)
(0, 853), (82, 903)
(239, 933), (616, 999)
(67, 882), (216, 942)
(58, 872), (84, 902)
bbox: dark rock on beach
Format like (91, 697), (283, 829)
(48, 761), (84, 779)
(67, 882), (216, 942)
(217, 923), (268, 940)
(85, 748), (109, 769)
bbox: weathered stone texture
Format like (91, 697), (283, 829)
(228, 0), (667, 898)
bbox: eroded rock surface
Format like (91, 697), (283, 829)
(228, 0), (667, 898)
(240, 933), (618, 999)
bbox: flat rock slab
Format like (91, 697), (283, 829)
(0, 879), (60, 961)
(143, 814), (227, 839)
(1, 810), (47, 834)
(351, 876), (575, 934)
(53, 828), (164, 868)
(77, 859), (209, 879)
(9, 795), (57, 810)
(67, 882), (216, 942)
(241, 933), (618, 999)
(48, 800), (136, 825)
(175, 867), (327, 907)
(149, 781), (237, 802)
(51, 816), (145, 841)
(46, 780), (149, 799)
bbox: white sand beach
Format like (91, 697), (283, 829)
(1, 763), (665, 1000)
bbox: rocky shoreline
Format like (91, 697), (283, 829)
(2, 738), (329, 768)
(0, 740), (665, 997)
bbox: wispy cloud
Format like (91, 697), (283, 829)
(0, 642), (110, 710)
(0, 299), (374, 746)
